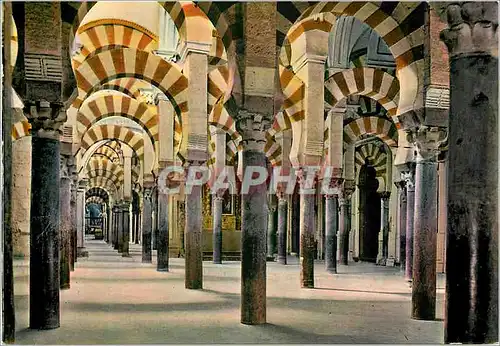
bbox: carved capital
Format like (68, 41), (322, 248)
(296, 166), (319, 190)
(78, 178), (89, 190)
(60, 155), (71, 180)
(379, 191), (391, 200)
(440, 2), (498, 58)
(402, 171), (415, 192)
(407, 126), (447, 162)
(236, 110), (272, 152)
(143, 186), (154, 201)
(339, 179), (355, 202)
(25, 100), (66, 139)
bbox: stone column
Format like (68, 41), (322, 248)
(324, 177), (342, 273)
(142, 185), (153, 263)
(111, 206), (118, 249)
(377, 192), (390, 265)
(70, 170), (78, 270)
(157, 188), (169, 272)
(395, 180), (407, 271)
(402, 169), (415, 281)
(152, 191), (158, 251)
(298, 168), (318, 288)
(339, 181), (355, 265)
(121, 201), (131, 257)
(76, 180), (88, 257)
(276, 193), (288, 265)
(135, 210), (140, 245)
(131, 212), (136, 244)
(441, 4), (498, 342)
(266, 196), (277, 260)
(212, 196), (223, 264)
(116, 201), (123, 253)
(27, 101), (65, 330)
(409, 127), (446, 320)
(184, 161), (203, 289)
(59, 155), (71, 290)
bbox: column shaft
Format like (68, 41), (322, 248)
(116, 205), (123, 253)
(300, 192), (316, 288)
(212, 197), (223, 264)
(30, 136), (60, 330)
(445, 53), (498, 343)
(398, 184), (407, 272)
(59, 175), (71, 290)
(324, 196), (338, 273)
(412, 160), (438, 320)
(266, 204), (277, 259)
(121, 204), (130, 257)
(142, 194), (153, 263)
(241, 150), (267, 324)
(157, 192), (169, 271)
(185, 184), (203, 289)
(339, 198), (351, 265)
(405, 173), (416, 281)
(277, 198), (288, 265)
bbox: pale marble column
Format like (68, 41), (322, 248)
(377, 192), (390, 265)
(403, 169), (415, 281)
(339, 181), (355, 265)
(395, 180), (407, 272)
(11, 136), (32, 258)
(277, 194), (288, 265)
(441, 3), (498, 341)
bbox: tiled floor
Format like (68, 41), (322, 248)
(13, 239), (445, 344)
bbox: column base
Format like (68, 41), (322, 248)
(60, 284), (70, 290)
(266, 256), (276, 262)
(157, 268), (169, 272)
(77, 247), (88, 258)
(376, 256), (387, 266)
(121, 253), (131, 258)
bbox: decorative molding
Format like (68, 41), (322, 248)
(24, 53), (62, 82)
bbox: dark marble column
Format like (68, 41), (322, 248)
(266, 197), (277, 260)
(28, 101), (65, 330)
(403, 169), (415, 281)
(113, 206), (119, 250)
(380, 192), (391, 263)
(131, 212), (136, 244)
(441, 4), (498, 342)
(152, 190), (158, 250)
(240, 150), (267, 324)
(395, 180), (407, 271)
(185, 163), (203, 289)
(116, 202), (124, 253)
(298, 168), (317, 288)
(277, 194), (288, 265)
(59, 156), (71, 290)
(121, 202), (130, 257)
(339, 181), (355, 265)
(135, 211), (140, 244)
(157, 191), (169, 271)
(142, 187), (153, 263)
(212, 196), (223, 264)
(324, 195), (338, 273)
(409, 127), (446, 321)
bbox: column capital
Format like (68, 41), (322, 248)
(60, 155), (72, 180)
(402, 171), (415, 192)
(324, 176), (344, 197)
(379, 191), (391, 200)
(25, 100), (66, 139)
(394, 180), (406, 190)
(78, 178), (89, 191)
(407, 126), (447, 162)
(179, 40), (211, 63)
(339, 179), (355, 203)
(439, 2), (498, 58)
(236, 110), (272, 152)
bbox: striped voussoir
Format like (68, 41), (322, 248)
(208, 65), (230, 112)
(264, 111), (292, 167)
(294, 2), (425, 71)
(206, 130), (217, 169)
(86, 196), (105, 205)
(86, 156), (124, 184)
(278, 66), (305, 123)
(72, 22), (158, 70)
(80, 124), (145, 162)
(69, 1), (97, 50)
(131, 164), (140, 183)
(208, 101), (241, 147)
(71, 48), (188, 121)
(87, 169), (123, 189)
(343, 116), (398, 148)
(324, 67), (400, 127)
(76, 94), (159, 149)
(11, 120), (31, 141)
(88, 176), (119, 198)
(85, 186), (109, 202)
(98, 78), (144, 99)
(173, 113), (182, 157)
(93, 144), (121, 163)
(355, 142), (388, 190)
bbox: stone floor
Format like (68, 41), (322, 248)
(13, 239), (445, 344)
